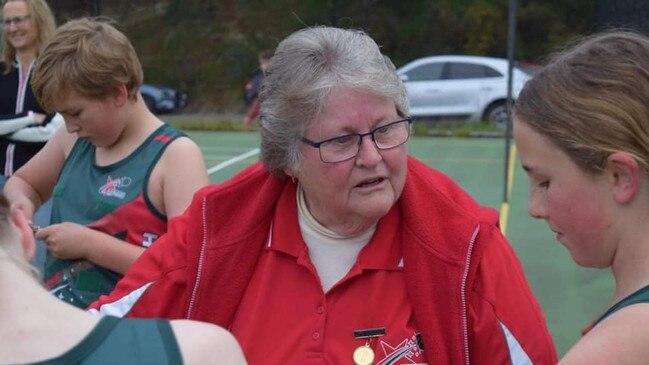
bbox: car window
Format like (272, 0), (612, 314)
(484, 66), (503, 77)
(403, 62), (444, 81)
(445, 62), (495, 79)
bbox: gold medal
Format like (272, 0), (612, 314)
(352, 326), (385, 365)
(352, 343), (375, 365)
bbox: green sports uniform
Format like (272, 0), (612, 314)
(593, 284), (649, 327)
(43, 124), (184, 308)
(28, 316), (183, 365)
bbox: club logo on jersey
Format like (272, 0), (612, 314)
(377, 332), (426, 365)
(98, 176), (133, 199)
(142, 232), (159, 247)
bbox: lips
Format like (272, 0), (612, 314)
(356, 177), (384, 188)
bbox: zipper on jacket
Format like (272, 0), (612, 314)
(461, 224), (480, 365)
(187, 197), (209, 318)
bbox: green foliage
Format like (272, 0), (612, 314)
(413, 120), (504, 138)
(517, 0), (595, 62)
(462, 1), (507, 55)
(50, 0), (598, 113)
(169, 118), (252, 131)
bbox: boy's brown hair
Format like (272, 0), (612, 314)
(31, 18), (143, 112)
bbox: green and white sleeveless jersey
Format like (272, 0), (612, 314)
(43, 123), (184, 308)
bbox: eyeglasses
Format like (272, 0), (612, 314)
(2, 14), (31, 29)
(301, 117), (412, 163)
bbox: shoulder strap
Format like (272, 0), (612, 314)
(594, 284), (649, 326)
(34, 316), (121, 364)
(142, 123), (186, 219)
(157, 320), (183, 364)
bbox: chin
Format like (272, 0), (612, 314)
(570, 253), (609, 269)
(356, 201), (394, 222)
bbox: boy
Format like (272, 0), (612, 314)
(4, 18), (209, 308)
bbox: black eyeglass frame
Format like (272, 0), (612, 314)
(301, 117), (413, 163)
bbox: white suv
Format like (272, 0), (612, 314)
(397, 55), (532, 127)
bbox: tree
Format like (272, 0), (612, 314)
(46, 0), (599, 111)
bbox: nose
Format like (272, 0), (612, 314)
(63, 119), (79, 134)
(4, 23), (18, 32)
(527, 187), (547, 219)
(354, 135), (382, 166)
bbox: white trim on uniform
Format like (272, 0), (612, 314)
(498, 320), (533, 365)
(87, 281), (155, 317)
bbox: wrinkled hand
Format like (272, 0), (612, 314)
(36, 222), (91, 260)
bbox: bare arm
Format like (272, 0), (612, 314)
(150, 136), (209, 218)
(4, 126), (74, 220)
(559, 304), (649, 364)
(10, 122), (146, 274)
(171, 320), (247, 365)
(38, 135), (208, 275)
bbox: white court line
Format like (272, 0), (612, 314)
(207, 148), (260, 176)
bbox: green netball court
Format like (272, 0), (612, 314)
(184, 129), (615, 357)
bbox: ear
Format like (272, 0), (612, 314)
(607, 152), (641, 205)
(111, 84), (129, 107)
(10, 207), (36, 261)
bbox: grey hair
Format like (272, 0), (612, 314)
(259, 26), (409, 178)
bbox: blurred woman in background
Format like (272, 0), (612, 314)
(0, 0), (62, 270)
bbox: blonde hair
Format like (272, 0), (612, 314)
(1, 0), (56, 74)
(31, 17), (143, 112)
(514, 30), (649, 174)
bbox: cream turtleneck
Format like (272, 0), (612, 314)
(297, 185), (376, 292)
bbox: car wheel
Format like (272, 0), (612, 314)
(143, 95), (157, 114)
(484, 101), (509, 129)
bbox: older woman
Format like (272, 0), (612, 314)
(90, 27), (557, 364)
(1, 0), (61, 180)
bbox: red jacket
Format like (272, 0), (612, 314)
(89, 157), (557, 364)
